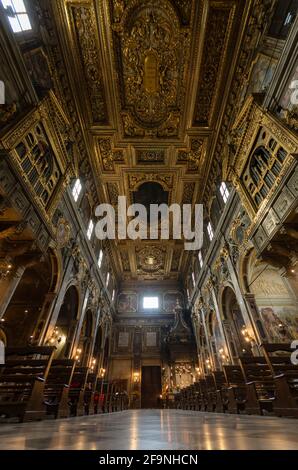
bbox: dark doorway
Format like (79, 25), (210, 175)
(141, 366), (162, 409)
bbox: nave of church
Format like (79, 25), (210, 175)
(0, 410), (298, 450)
(0, 0), (298, 453)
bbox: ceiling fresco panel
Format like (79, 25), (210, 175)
(110, 0), (195, 139)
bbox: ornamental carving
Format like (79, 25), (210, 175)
(112, 0), (192, 138)
(178, 139), (204, 171)
(136, 149), (165, 164)
(98, 139), (125, 172)
(193, 6), (234, 126)
(136, 246), (166, 273)
(70, 5), (108, 124)
(107, 183), (120, 207)
(182, 182), (195, 205)
(128, 173), (173, 191)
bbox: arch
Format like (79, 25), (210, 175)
(102, 336), (110, 373)
(244, 251), (298, 342)
(77, 309), (94, 366)
(2, 251), (56, 347)
(221, 286), (250, 358)
(54, 285), (80, 358)
(93, 325), (103, 358)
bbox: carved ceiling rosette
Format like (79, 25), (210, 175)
(136, 246), (166, 274)
(111, 0), (191, 138)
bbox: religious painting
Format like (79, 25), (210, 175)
(260, 307), (298, 342)
(117, 292), (138, 313)
(279, 59), (298, 111)
(163, 292), (184, 313)
(23, 47), (53, 96)
(146, 332), (157, 348)
(247, 53), (277, 97)
(118, 332), (130, 349)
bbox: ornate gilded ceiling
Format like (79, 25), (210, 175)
(51, 0), (247, 283)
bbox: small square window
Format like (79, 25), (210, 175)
(72, 178), (82, 202)
(143, 297), (159, 309)
(87, 220), (94, 240)
(98, 250), (104, 269)
(198, 251), (203, 268)
(207, 222), (214, 242)
(220, 182), (230, 204)
(2, 0), (32, 33)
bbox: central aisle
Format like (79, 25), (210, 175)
(0, 410), (297, 450)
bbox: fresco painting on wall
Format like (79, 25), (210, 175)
(118, 332), (130, 349)
(164, 292), (184, 313)
(279, 61), (298, 111)
(118, 293), (138, 313)
(260, 307), (298, 342)
(247, 53), (277, 97)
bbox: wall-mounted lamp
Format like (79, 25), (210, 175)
(241, 327), (254, 344)
(133, 372), (140, 383)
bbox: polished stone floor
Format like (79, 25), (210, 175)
(0, 410), (297, 450)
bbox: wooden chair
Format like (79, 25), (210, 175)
(0, 346), (55, 422)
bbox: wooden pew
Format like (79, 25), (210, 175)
(198, 379), (209, 411)
(43, 359), (76, 419)
(93, 378), (105, 414)
(262, 343), (298, 418)
(97, 381), (109, 413)
(238, 356), (275, 415)
(68, 366), (89, 417)
(116, 379), (129, 411)
(223, 365), (247, 414)
(0, 346), (55, 422)
(212, 371), (229, 413)
(205, 375), (218, 412)
(193, 381), (204, 411)
(84, 372), (98, 415)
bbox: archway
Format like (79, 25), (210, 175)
(245, 252), (298, 342)
(221, 286), (250, 358)
(2, 253), (54, 347)
(92, 325), (103, 372)
(102, 336), (110, 377)
(208, 310), (226, 369)
(77, 309), (94, 366)
(54, 285), (79, 358)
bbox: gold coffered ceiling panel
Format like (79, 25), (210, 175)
(110, 0), (194, 139)
(67, 2), (109, 125)
(52, 0), (247, 283)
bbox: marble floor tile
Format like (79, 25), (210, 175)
(0, 410), (297, 450)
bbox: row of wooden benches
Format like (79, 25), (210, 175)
(0, 346), (129, 422)
(172, 343), (298, 418)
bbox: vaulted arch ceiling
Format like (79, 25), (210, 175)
(50, 0), (249, 283)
